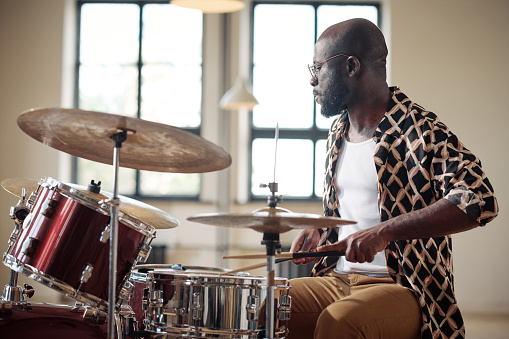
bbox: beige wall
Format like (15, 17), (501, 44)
(0, 0), (507, 314)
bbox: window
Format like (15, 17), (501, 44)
(251, 2), (379, 199)
(75, 1), (203, 198)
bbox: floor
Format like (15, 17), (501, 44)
(463, 313), (509, 339)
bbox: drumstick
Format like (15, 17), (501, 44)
(223, 251), (346, 260)
(222, 258), (291, 275)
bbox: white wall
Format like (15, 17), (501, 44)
(0, 0), (507, 314)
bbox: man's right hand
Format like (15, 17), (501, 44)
(289, 229), (321, 265)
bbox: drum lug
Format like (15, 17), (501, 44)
(277, 294), (292, 321)
(21, 237), (39, 257)
(246, 295), (260, 322)
(191, 292), (203, 321)
(118, 280), (134, 304)
(136, 243), (152, 263)
(83, 306), (107, 324)
(80, 264), (94, 284)
(99, 223), (111, 243)
(41, 198), (58, 217)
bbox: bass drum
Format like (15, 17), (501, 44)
(0, 302), (107, 338)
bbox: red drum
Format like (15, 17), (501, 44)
(3, 177), (156, 310)
(124, 264), (230, 332)
(0, 302), (107, 338)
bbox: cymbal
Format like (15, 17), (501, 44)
(1, 178), (178, 229)
(1, 178), (39, 198)
(17, 108), (232, 173)
(187, 207), (355, 234)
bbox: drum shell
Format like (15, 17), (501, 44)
(4, 178), (155, 308)
(0, 302), (107, 338)
(144, 270), (290, 338)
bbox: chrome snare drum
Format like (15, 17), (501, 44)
(3, 177), (156, 309)
(143, 269), (291, 338)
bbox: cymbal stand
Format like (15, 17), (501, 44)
(260, 182), (282, 339)
(106, 130), (127, 339)
(2, 189), (32, 306)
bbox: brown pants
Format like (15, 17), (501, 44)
(287, 272), (422, 339)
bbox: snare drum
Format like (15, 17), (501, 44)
(123, 264), (231, 332)
(143, 269), (291, 338)
(3, 177), (156, 310)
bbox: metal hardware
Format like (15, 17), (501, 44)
(20, 237), (38, 257)
(246, 295), (259, 322)
(99, 224), (111, 243)
(80, 264), (94, 284)
(41, 197), (58, 217)
(136, 243), (152, 263)
(191, 292), (203, 321)
(278, 294), (291, 321)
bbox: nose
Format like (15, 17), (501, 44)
(310, 75), (317, 87)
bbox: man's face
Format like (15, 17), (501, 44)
(311, 41), (350, 118)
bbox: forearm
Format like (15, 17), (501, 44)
(379, 198), (480, 242)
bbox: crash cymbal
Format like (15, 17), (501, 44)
(187, 207), (355, 234)
(1, 178), (39, 198)
(17, 108), (232, 173)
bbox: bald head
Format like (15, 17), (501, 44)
(319, 18), (387, 68)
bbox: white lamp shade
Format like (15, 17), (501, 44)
(220, 77), (259, 110)
(171, 0), (245, 13)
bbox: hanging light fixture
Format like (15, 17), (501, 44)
(171, 0), (245, 13)
(219, 77), (259, 110)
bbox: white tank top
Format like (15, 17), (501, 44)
(334, 139), (389, 277)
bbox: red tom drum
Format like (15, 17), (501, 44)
(3, 177), (156, 310)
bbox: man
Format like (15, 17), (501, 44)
(288, 18), (498, 339)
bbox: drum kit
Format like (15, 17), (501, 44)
(0, 108), (354, 338)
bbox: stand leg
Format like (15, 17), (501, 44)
(263, 233), (280, 339)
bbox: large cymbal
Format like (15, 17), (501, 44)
(17, 108), (232, 173)
(1, 178), (179, 229)
(187, 207), (356, 234)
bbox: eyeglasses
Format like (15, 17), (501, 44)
(308, 53), (350, 79)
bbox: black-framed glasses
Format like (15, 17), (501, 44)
(308, 53), (351, 79)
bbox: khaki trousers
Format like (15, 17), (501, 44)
(287, 272), (421, 339)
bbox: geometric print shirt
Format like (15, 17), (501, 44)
(311, 87), (498, 339)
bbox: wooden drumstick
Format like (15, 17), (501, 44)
(223, 251), (345, 260)
(222, 258), (292, 275)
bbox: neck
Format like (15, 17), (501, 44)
(346, 86), (391, 142)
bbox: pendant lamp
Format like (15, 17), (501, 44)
(219, 77), (259, 110)
(171, 0), (245, 13)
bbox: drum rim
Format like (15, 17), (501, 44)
(4, 253), (116, 310)
(38, 177), (156, 238)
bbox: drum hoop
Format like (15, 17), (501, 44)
(146, 271), (288, 287)
(39, 177), (156, 238)
(3, 254), (110, 310)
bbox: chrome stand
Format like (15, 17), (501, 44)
(107, 130), (127, 339)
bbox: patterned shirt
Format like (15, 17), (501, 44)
(311, 87), (498, 338)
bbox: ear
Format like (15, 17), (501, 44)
(346, 56), (360, 77)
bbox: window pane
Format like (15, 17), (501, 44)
(79, 65), (138, 116)
(314, 139), (327, 197)
(80, 4), (140, 64)
(140, 64), (201, 127)
(252, 138), (313, 197)
(252, 4), (315, 129)
(140, 171), (200, 196)
(142, 5), (202, 64)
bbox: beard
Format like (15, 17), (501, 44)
(319, 81), (350, 118)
